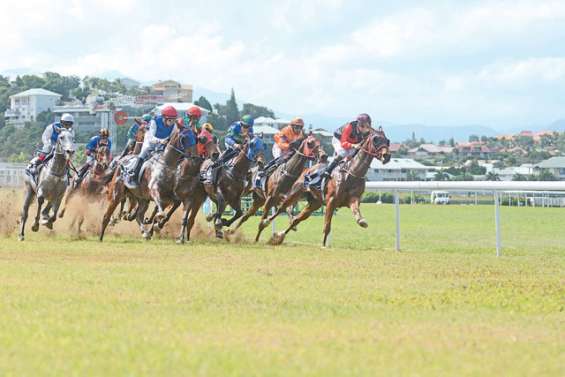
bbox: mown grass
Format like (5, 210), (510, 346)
(0, 203), (564, 376)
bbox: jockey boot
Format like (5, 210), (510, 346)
(211, 166), (221, 187)
(321, 155), (343, 179)
(73, 164), (90, 188)
(130, 157), (143, 186)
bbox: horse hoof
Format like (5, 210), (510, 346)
(18, 235), (24, 241)
(45, 221), (53, 230)
(215, 231), (224, 239)
(176, 238), (185, 245)
(357, 219), (368, 228)
(224, 228), (234, 235)
(58, 211), (65, 218)
(31, 224), (39, 232)
(205, 214), (214, 222)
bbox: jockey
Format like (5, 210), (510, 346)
(321, 113), (372, 179)
(265, 117), (305, 173)
(119, 114), (151, 158)
(214, 114), (254, 167)
(129, 105), (178, 186)
(27, 113), (75, 177)
(185, 106), (202, 133)
(197, 123), (217, 159)
(75, 128), (112, 184)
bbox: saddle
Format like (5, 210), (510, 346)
(120, 155), (154, 189)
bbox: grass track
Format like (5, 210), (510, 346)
(0, 204), (564, 376)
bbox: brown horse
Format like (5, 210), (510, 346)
(267, 128), (392, 247)
(204, 136), (265, 238)
(59, 143), (113, 219)
(99, 124), (190, 241)
(231, 134), (322, 241)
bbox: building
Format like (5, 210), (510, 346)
(408, 144), (454, 158)
(492, 164), (535, 181)
(4, 88), (62, 128)
(455, 142), (494, 159)
(0, 162), (26, 187)
(367, 158), (434, 181)
(151, 80), (193, 103)
(535, 157), (565, 180)
(253, 117), (289, 130)
(52, 105), (116, 152)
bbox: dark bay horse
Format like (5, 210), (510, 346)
(204, 136), (265, 238)
(18, 129), (75, 240)
(268, 128), (392, 247)
(99, 125), (191, 241)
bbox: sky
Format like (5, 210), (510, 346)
(3, 0), (565, 129)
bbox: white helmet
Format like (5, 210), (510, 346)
(61, 113), (74, 124)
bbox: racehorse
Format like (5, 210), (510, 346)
(154, 138), (220, 243)
(266, 127), (392, 247)
(99, 124), (192, 241)
(231, 134), (323, 241)
(18, 129), (75, 240)
(59, 142), (113, 219)
(203, 136), (265, 239)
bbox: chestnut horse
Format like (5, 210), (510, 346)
(230, 134), (323, 241)
(267, 127), (392, 247)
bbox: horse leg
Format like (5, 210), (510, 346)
(214, 191), (226, 239)
(145, 205), (158, 225)
(322, 198), (337, 247)
(222, 197), (243, 228)
(255, 195), (278, 242)
(136, 201), (151, 240)
(100, 195), (121, 241)
(186, 197), (205, 242)
(18, 186), (35, 241)
(350, 196), (367, 228)
(269, 197), (322, 245)
(41, 201), (52, 224)
(159, 200), (180, 229)
(32, 195), (44, 232)
(44, 196), (63, 230)
(232, 193), (264, 231)
(176, 202), (191, 244)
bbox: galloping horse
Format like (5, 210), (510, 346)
(59, 142), (113, 218)
(19, 129), (75, 240)
(267, 127), (392, 247)
(204, 136), (265, 238)
(231, 134), (323, 241)
(154, 138), (220, 243)
(99, 124), (191, 241)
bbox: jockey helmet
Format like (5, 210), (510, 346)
(188, 106), (202, 119)
(61, 113), (74, 128)
(356, 113), (372, 126)
(99, 128), (110, 137)
(241, 115), (254, 127)
(161, 105), (178, 119)
(203, 123), (214, 132)
(142, 114), (152, 122)
(290, 117), (304, 130)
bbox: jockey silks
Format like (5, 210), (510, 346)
(86, 135), (112, 153)
(334, 121), (363, 149)
(225, 121), (254, 147)
(151, 116), (175, 140)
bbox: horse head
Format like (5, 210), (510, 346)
(57, 129), (75, 161)
(367, 126), (391, 164)
(299, 134), (321, 160)
(94, 144), (111, 173)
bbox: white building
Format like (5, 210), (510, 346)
(253, 117), (289, 130)
(4, 88), (61, 128)
(367, 158), (435, 181)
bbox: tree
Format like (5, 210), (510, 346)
(195, 96), (213, 112)
(241, 103), (275, 119)
(468, 134), (479, 142)
(480, 135), (488, 143)
(449, 137), (455, 147)
(486, 172), (500, 181)
(434, 171), (450, 181)
(535, 170), (557, 181)
(512, 173), (528, 181)
(225, 88), (240, 125)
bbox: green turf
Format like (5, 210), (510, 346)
(0, 204), (564, 376)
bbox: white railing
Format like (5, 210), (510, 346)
(365, 181), (565, 256)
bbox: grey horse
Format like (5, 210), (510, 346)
(19, 129), (75, 241)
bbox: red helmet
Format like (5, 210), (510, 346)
(188, 106), (202, 118)
(161, 105), (178, 119)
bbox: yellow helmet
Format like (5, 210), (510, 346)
(202, 123), (214, 131)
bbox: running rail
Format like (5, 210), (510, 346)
(365, 181), (565, 256)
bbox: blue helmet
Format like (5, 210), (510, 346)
(241, 115), (254, 127)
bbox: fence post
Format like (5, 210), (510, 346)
(494, 191), (501, 257)
(394, 190), (400, 252)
